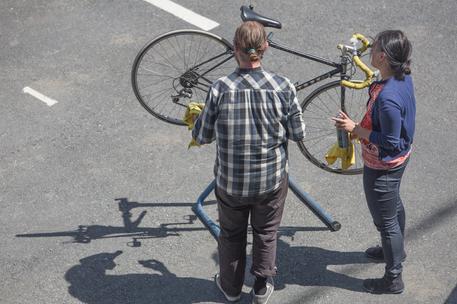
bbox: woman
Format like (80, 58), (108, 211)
(332, 30), (415, 294)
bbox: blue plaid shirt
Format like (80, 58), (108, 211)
(192, 67), (306, 196)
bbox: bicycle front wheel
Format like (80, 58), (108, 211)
(132, 30), (236, 125)
(297, 80), (368, 175)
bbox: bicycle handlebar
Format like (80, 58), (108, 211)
(338, 33), (375, 90)
(352, 33), (370, 53)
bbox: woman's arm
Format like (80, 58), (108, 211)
(368, 98), (403, 152)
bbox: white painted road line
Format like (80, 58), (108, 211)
(23, 87), (59, 107)
(143, 0), (219, 31)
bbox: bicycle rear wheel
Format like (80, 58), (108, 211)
(297, 80), (368, 175)
(131, 30), (235, 125)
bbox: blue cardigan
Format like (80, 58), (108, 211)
(368, 75), (416, 162)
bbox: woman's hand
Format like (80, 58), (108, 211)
(331, 110), (357, 133)
(332, 110), (371, 141)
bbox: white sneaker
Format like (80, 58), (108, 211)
(215, 273), (241, 302)
(251, 282), (274, 304)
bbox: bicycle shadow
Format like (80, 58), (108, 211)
(15, 198), (212, 246)
(15, 198), (328, 246)
(65, 250), (218, 304)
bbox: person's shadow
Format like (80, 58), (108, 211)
(274, 238), (369, 292)
(65, 241), (371, 303)
(65, 251), (218, 304)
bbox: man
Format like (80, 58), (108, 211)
(192, 21), (306, 304)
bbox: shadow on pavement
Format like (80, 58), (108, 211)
(24, 197), (457, 302)
(406, 198), (457, 242)
(285, 197), (457, 303)
(65, 250), (218, 304)
(208, 236), (369, 295)
(65, 240), (369, 304)
(15, 198), (209, 246)
(445, 285), (457, 304)
(276, 238), (368, 293)
(15, 197), (328, 246)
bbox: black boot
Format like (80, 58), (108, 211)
(365, 246), (384, 261)
(363, 274), (404, 294)
(365, 245), (407, 262)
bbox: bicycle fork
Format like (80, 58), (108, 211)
(338, 56), (350, 148)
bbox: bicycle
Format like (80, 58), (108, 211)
(131, 5), (375, 175)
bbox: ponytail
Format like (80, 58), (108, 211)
(373, 30), (412, 80)
(234, 21), (267, 62)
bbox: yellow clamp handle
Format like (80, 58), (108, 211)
(340, 33), (374, 90)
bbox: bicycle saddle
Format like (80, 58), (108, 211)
(240, 6), (282, 29)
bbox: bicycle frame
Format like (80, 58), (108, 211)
(187, 33), (351, 109)
(267, 36), (348, 92)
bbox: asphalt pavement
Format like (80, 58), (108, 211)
(1, 1), (456, 303)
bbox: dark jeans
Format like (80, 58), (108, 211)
(363, 160), (408, 278)
(215, 176), (288, 296)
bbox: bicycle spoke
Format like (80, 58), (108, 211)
(324, 88), (341, 113)
(304, 130), (335, 141)
(141, 57), (180, 77)
(193, 39), (214, 70)
(302, 115), (331, 121)
(138, 78), (173, 93)
(136, 71), (174, 79)
(192, 35), (204, 68)
(306, 125), (333, 135)
(142, 79), (175, 90)
(155, 42), (183, 74)
(304, 135), (333, 149)
(141, 86), (171, 101)
(169, 34), (186, 70)
(302, 107), (330, 118)
(150, 90), (174, 111)
(138, 66), (176, 79)
(316, 94), (336, 115)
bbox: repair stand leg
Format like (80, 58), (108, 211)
(192, 176), (341, 240)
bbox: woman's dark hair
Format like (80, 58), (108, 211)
(373, 30), (412, 80)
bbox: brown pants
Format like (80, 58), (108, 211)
(215, 176), (288, 296)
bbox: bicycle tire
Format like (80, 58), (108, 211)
(131, 30), (235, 125)
(297, 80), (368, 175)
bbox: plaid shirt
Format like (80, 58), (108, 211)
(192, 67), (305, 196)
